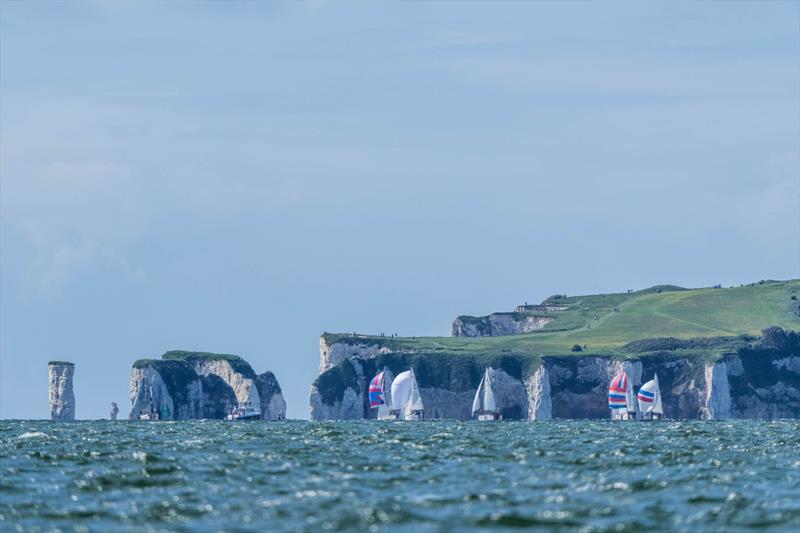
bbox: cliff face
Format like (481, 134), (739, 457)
(310, 329), (800, 420)
(48, 362), (75, 421)
(190, 358), (261, 408)
(129, 351), (286, 420)
(452, 313), (552, 337)
(129, 361), (206, 420)
(256, 371), (287, 420)
(319, 335), (391, 373)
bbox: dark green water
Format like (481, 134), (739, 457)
(1, 420), (798, 532)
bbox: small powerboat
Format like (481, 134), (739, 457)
(226, 401), (261, 421)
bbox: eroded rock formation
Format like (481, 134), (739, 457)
(48, 361), (75, 421)
(129, 351), (286, 420)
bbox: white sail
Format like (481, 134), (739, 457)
(652, 373), (663, 415)
(637, 376), (661, 415)
(247, 383), (261, 416)
(405, 369), (424, 417)
(391, 370), (413, 412)
(374, 369), (393, 419)
(625, 372), (637, 414)
(483, 368), (497, 413)
(471, 374), (486, 415)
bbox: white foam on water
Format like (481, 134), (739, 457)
(18, 431), (49, 439)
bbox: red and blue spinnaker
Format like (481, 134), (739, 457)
(608, 371), (628, 410)
(369, 371), (385, 408)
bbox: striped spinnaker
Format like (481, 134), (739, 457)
(608, 371), (628, 410)
(368, 372), (385, 408)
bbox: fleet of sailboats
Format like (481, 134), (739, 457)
(366, 365), (665, 422)
(609, 370), (664, 420)
(472, 367), (501, 421)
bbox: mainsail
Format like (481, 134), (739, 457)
(608, 371), (629, 413)
(625, 373), (637, 414)
(472, 368), (497, 416)
(404, 369), (424, 419)
(637, 373), (663, 415)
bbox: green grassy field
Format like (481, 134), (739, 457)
(325, 280), (800, 358)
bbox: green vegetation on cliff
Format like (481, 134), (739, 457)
(162, 350), (257, 378)
(133, 350), (259, 413)
(328, 280), (800, 358)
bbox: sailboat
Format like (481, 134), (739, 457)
(368, 369), (394, 420)
(608, 371), (635, 420)
(139, 385), (159, 421)
(472, 367), (501, 421)
(637, 373), (663, 420)
(390, 368), (425, 421)
(625, 372), (638, 419)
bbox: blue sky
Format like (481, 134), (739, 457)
(1, 1), (798, 419)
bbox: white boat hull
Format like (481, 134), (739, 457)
(226, 413), (261, 421)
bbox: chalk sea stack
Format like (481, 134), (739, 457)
(130, 351), (286, 420)
(48, 361), (75, 421)
(311, 280), (800, 420)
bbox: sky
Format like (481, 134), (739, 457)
(1, 1), (798, 420)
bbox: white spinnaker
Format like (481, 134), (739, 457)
(391, 371), (413, 412)
(652, 373), (663, 415)
(638, 378), (658, 413)
(483, 368), (496, 413)
(405, 369), (424, 417)
(471, 374), (486, 415)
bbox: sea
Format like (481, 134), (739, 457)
(1, 420), (798, 532)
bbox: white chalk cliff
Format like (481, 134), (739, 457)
(310, 329), (800, 420)
(129, 352), (286, 420)
(48, 362), (76, 421)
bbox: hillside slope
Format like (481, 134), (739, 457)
(327, 280), (799, 357)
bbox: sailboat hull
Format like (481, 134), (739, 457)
(477, 413), (501, 421)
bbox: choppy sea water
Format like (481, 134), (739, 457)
(1, 420), (798, 532)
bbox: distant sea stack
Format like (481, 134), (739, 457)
(129, 351), (286, 420)
(48, 361), (75, 421)
(311, 281), (800, 420)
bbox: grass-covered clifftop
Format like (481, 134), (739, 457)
(162, 350), (257, 378)
(325, 280), (800, 358)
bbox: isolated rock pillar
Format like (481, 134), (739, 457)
(48, 361), (75, 420)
